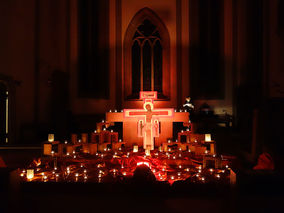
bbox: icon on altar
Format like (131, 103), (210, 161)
(106, 91), (190, 150)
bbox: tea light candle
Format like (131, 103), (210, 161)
(48, 134), (54, 142)
(145, 149), (151, 156)
(205, 134), (211, 142)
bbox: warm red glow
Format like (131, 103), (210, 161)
(137, 161), (150, 167)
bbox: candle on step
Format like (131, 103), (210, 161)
(205, 134), (211, 142)
(133, 145), (138, 153)
(48, 134), (54, 142)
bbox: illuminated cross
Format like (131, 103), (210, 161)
(124, 91), (174, 150)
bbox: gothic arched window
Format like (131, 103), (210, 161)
(131, 19), (163, 95)
(124, 8), (170, 100)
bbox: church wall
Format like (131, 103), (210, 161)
(0, 0), (71, 143)
(180, 0), (190, 107)
(266, 0), (284, 98)
(37, 0), (69, 124)
(36, 0), (71, 140)
(0, 0), (36, 143)
(188, 0), (234, 116)
(69, 0), (116, 116)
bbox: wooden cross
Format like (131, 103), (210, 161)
(124, 94), (174, 150)
(106, 91), (189, 150)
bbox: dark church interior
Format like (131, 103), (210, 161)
(0, 0), (284, 212)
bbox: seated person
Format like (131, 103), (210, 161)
(253, 152), (274, 170)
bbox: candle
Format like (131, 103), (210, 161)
(48, 134), (54, 142)
(205, 134), (211, 142)
(133, 145), (138, 153)
(145, 149), (151, 156)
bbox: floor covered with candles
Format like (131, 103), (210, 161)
(17, 148), (232, 184)
(0, 133), (284, 213)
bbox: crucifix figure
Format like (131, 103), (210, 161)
(124, 92), (173, 150)
(106, 91), (189, 150)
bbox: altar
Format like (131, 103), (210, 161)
(18, 91), (235, 185)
